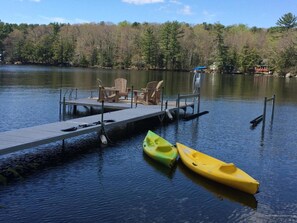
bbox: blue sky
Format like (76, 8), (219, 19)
(1, 0), (296, 28)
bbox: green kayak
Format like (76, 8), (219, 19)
(143, 130), (178, 168)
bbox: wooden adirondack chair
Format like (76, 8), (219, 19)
(114, 78), (129, 99)
(103, 78), (130, 100)
(97, 79), (119, 103)
(134, 80), (163, 105)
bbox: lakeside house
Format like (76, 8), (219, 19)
(254, 65), (272, 74)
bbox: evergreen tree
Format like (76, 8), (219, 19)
(141, 26), (157, 68)
(160, 21), (183, 70)
(239, 45), (260, 73)
(277, 13), (297, 30)
(213, 23), (229, 73)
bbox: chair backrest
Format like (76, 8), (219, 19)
(146, 81), (159, 90)
(145, 81), (158, 99)
(148, 80), (163, 104)
(156, 80), (163, 91)
(114, 78), (127, 94)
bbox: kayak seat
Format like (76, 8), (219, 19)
(145, 137), (155, 146)
(219, 163), (237, 173)
(156, 145), (172, 152)
(192, 152), (199, 159)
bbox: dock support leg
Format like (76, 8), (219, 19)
(73, 105), (77, 115)
(177, 94), (180, 120)
(131, 86), (134, 108)
(161, 87), (164, 111)
(63, 96), (66, 121)
(62, 139), (65, 152)
(101, 101), (104, 124)
(59, 89), (62, 121)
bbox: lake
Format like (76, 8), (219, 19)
(0, 65), (297, 222)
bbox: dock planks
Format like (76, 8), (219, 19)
(0, 104), (176, 155)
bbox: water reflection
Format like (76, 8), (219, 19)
(1, 65), (297, 104)
(142, 152), (177, 179)
(178, 160), (258, 209)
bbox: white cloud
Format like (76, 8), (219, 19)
(40, 16), (91, 24)
(74, 18), (90, 24)
(40, 16), (67, 23)
(179, 5), (192, 15)
(169, 0), (182, 4)
(203, 10), (216, 22)
(122, 0), (164, 5)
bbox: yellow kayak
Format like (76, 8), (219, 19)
(143, 130), (178, 168)
(176, 142), (259, 194)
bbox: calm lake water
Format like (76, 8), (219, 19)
(0, 65), (297, 222)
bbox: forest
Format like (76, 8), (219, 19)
(0, 13), (296, 75)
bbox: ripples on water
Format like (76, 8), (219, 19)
(0, 66), (297, 222)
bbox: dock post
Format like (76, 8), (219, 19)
(177, 94), (180, 120)
(63, 96), (66, 121)
(73, 105), (77, 115)
(59, 89), (62, 121)
(161, 86), (164, 111)
(101, 100), (104, 125)
(131, 86), (134, 108)
(62, 139), (65, 151)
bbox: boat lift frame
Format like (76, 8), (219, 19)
(250, 95), (275, 128)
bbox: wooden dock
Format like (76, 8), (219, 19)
(0, 90), (204, 156)
(0, 101), (186, 156)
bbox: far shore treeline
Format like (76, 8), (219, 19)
(0, 13), (296, 75)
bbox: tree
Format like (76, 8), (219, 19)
(213, 23), (230, 73)
(0, 21), (13, 50)
(141, 26), (158, 68)
(160, 21), (183, 70)
(276, 13), (297, 30)
(239, 45), (260, 73)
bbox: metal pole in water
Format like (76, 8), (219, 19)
(262, 97), (267, 133)
(197, 93), (200, 115)
(271, 94), (275, 123)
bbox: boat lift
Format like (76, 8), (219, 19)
(176, 66), (209, 120)
(250, 95), (275, 129)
